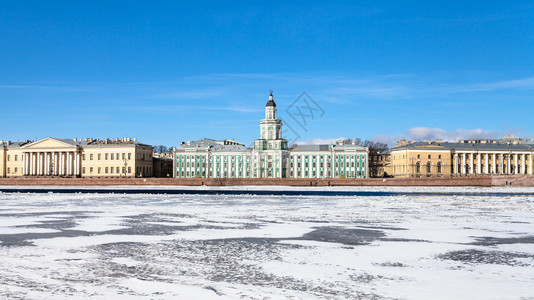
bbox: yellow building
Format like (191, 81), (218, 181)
(0, 137), (154, 178)
(390, 139), (534, 178)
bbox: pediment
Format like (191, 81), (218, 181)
(22, 137), (77, 149)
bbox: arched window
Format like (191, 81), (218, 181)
(437, 162), (442, 173)
(427, 162), (431, 173)
(416, 162), (421, 173)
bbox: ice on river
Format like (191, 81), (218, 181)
(0, 186), (533, 299)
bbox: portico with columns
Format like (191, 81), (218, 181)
(21, 138), (82, 177)
(452, 150), (533, 176)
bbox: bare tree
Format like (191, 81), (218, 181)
(153, 145), (169, 153)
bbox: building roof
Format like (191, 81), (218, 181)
(266, 91), (276, 107)
(291, 143), (368, 152)
(391, 141), (534, 152)
(291, 144), (331, 152)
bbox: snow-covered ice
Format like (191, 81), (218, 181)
(0, 186), (533, 299)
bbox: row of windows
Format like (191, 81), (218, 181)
(290, 170), (364, 177)
(178, 162), (251, 169)
(457, 164), (529, 174)
(81, 166), (152, 174)
(81, 152), (151, 161)
(290, 161), (365, 168)
(178, 171), (251, 177)
(6, 155), (19, 162)
(177, 155), (251, 161)
(417, 154), (442, 159)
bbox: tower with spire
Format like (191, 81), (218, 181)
(253, 91), (289, 178)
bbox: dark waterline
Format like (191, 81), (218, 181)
(0, 188), (533, 197)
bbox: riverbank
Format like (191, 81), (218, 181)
(1, 175), (533, 186)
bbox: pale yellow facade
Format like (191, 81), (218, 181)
(390, 139), (534, 178)
(1, 137), (154, 178)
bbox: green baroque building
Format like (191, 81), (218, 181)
(173, 92), (368, 179)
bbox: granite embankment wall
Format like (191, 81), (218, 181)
(0, 176), (532, 186)
(2, 176), (531, 186)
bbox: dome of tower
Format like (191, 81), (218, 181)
(266, 90), (276, 107)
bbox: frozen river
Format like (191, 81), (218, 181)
(0, 186), (533, 299)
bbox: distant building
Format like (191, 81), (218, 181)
(173, 92), (369, 178)
(289, 144), (368, 178)
(390, 139), (534, 177)
(0, 137), (153, 178)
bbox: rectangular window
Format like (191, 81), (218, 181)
(128, 153), (131, 160)
(7, 155), (9, 161)
(122, 167), (125, 173)
(428, 155), (431, 159)
(98, 154), (101, 160)
(90, 167), (93, 174)
(105, 153), (108, 160)
(110, 167), (113, 174)
(98, 167), (101, 174)
(14, 167), (17, 173)
(439, 155), (442, 159)
(122, 153), (125, 160)
(14, 155), (18, 161)
(417, 154), (420, 159)
(90, 154), (93, 160)
(105, 167), (108, 174)
(82, 167), (86, 174)
(128, 166), (131, 173)
(111, 153), (114, 160)
(7, 168), (10, 174)
(82, 154), (86, 160)
(116, 167), (119, 173)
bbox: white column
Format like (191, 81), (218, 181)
(29, 153), (33, 175)
(530, 153), (533, 175)
(53, 152), (57, 175)
(477, 153), (482, 175)
(67, 152), (71, 176)
(514, 154), (518, 175)
(453, 153), (458, 175)
(469, 153), (474, 175)
(485, 153), (489, 174)
(493, 154), (497, 174)
(59, 152), (63, 175)
(37, 153), (41, 176)
(500, 155), (504, 175)
(462, 153), (466, 175)
(43, 153), (47, 175)
(522, 154), (526, 175)
(507, 154), (511, 174)
(74, 152), (78, 176)
(70, 152), (75, 175)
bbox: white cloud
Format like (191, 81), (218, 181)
(370, 127), (521, 146)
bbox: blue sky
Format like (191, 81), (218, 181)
(1, 1), (533, 146)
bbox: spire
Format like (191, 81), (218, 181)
(266, 90), (276, 107)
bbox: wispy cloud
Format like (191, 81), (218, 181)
(446, 76), (534, 93)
